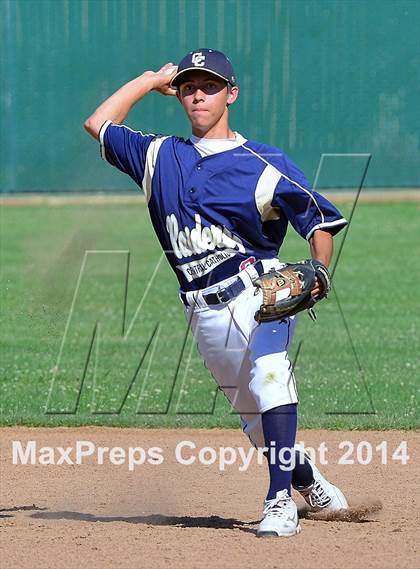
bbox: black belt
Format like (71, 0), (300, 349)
(180, 260), (266, 307)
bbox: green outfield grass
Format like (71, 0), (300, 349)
(0, 201), (418, 430)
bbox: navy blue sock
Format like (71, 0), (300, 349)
(262, 403), (297, 500)
(292, 450), (315, 489)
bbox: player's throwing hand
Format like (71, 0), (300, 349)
(151, 63), (178, 96)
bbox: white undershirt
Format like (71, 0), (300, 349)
(190, 132), (247, 157)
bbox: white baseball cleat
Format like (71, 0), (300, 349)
(257, 489), (301, 537)
(294, 452), (348, 513)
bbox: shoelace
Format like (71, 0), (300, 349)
(263, 491), (292, 517)
(307, 480), (332, 508)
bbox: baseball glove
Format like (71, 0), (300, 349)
(253, 259), (331, 324)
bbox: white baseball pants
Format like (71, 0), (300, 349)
(181, 259), (299, 448)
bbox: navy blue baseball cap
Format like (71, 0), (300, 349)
(170, 48), (237, 88)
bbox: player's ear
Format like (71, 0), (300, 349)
(227, 85), (239, 106)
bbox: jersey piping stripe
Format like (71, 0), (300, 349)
(99, 120), (154, 162)
(141, 136), (171, 202)
(254, 164), (282, 222)
(305, 219), (348, 241)
(99, 120), (112, 160)
(240, 144), (325, 226)
(104, 121), (150, 135)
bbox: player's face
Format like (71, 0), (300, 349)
(176, 71), (238, 135)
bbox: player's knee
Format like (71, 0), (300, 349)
(249, 373), (278, 400)
(249, 359), (295, 409)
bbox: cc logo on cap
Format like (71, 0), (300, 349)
(192, 52), (205, 67)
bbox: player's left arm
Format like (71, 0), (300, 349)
(270, 156), (345, 299)
(309, 229), (333, 267)
(309, 229), (333, 298)
(271, 155), (348, 247)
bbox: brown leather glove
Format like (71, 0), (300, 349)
(253, 259), (331, 324)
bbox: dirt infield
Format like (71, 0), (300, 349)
(0, 428), (418, 569)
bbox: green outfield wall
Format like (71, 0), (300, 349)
(1, 0), (419, 192)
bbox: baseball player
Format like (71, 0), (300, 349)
(84, 48), (349, 537)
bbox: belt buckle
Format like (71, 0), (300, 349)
(215, 288), (228, 303)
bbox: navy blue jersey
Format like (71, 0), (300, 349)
(99, 121), (347, 291)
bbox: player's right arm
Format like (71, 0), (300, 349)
(83, 63), (178, 140)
